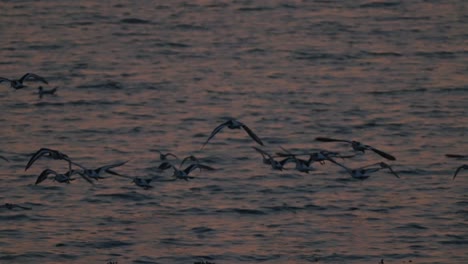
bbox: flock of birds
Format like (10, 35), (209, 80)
(1, 72), (467, 210)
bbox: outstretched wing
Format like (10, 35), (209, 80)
(0, 77), (12, 83)
(184, 164), (201, 174)
(25, 148), (71, 171)
(202, 120), (230, 148)
(196, 164), (215, 171)
(368, 146), (396, 161)
(100, 160), (128, 172)
(252, 146), (273, 159)
(181, 155), (198, 167)
(241, 124), (264, 146)
(453, 165), (468, 180)
(77, 172), (95, 185)
(158, 161), (174, 171)
(35, 169), (57, 185)
(378, 162), (400, 178)
(26, 148), (55, 171)
(20, 73), (48, 84)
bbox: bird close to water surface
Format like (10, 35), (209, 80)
(315, 137), (396, 161)
(202, 118), (264, 148)
(0, 73), (48, 89)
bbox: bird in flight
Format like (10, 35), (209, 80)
(328, 159), (400, 180)
(202, 119), (264, 148)
(77, 161), (128, 181)
(315, 137), (396, 160)
(0, 73), (48, 89)
(252, 147), (286, 171)
(25, 148), (82, 172)
(154, 150), (178, 161)
(35, 169), (94, 185)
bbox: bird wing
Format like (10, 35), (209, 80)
(25, 148), (53, 171)
(453, 165), (467, 180)
(202, 121), (230, 148)
(196, 164), (215, 171)
(252, 146), (273, 159)
(35, 169), (57, 185)
(181, 155), (198, 167)
(327, 158), (351, 173)
(0, 77), (12, 83)
(20, 73), (48, 84)
(378, 162), (400, 178)
(100, 160), (128, 172)
(367, 146), (396, 161)
(241, 124), (264, 146)
(386, 166), (400, 178)
(184, 164), (201, 174)
(158, 161), (174, 171)
(77, 172), (95, 185)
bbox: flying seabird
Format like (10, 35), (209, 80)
(0, 73), (48, 89)
(315, 137), (396, 161)
(202, 118), (264, 148)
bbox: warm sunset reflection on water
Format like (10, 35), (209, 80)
(1, 0), (467, 263)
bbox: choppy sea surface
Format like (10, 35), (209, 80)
(1, 1), (467, 263)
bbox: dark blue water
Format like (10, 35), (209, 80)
(1, 1), (467, 263)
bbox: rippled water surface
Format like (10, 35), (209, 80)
(1, 1), (467, 263)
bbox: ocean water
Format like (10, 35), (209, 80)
(1, 0), (467, 263)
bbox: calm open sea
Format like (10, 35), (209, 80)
(1, 1), (467, 263)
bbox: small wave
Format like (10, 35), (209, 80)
(173, 24), (207, 30)
(191, 226), (215, 234)
(264, 204), (302, 213)
(154, 42), (191, 48)
(237, 6), (274, 12)
(359, 1), (401, 8)
(94, 192), (153, 201)
(76, 81), (123, 90)
(414, 51), (458, 58)
(439, 235), (468, 245)
(119, 18), (151, 24)
(368, 87), (428, 95)
(396, 223), (428, 230)
(27, 44), (63, 50)
(216, 208), (266, 215)
(0, 252), (53, 262)
(0, 214), (32, 221)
